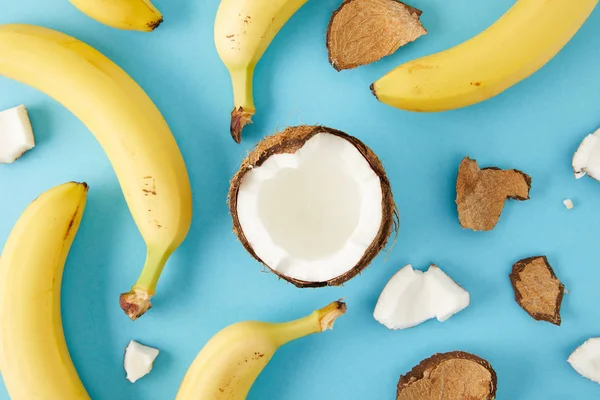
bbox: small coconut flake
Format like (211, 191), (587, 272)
(563, 199), (574, 209)
(456, 157), (531, 231)
(374, 264), (470, 330)
(124, 340), (160, 383)
(0, 105), (35, 164)
(396, 351), (497, 400)
(568, 338), (600, 384)
(229, 125), (398, 288)
(509, 256), (564, 325)
(573, 128), (600, 180)
(326, 0), (427, 71)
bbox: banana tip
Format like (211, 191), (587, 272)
(369, 83), (378, 99)
(147, 17), (164, 31)
(120, 289), (153, 320)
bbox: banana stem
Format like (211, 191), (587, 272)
(119, 247), (171, 320)
(273, 300), (347, 346)
(230, 67), (255, 112)
(229, 67), (256, 143)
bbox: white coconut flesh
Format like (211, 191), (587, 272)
(236, 132), (383, 282)
(0, 105), (35, 164)
(374, 264), (470, 330)
(568, 338), (600, 384)
(124, 340), (159, 383)
(573, 128), (600, 179)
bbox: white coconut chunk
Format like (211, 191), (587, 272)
(124, 340), (159, 383)
(236, 133), (383, 282)
(573, 129), (600, 180)
(0, 105), (35, 164)
(374, 264), (470, 330)
(568, 338), (600, 384)
(563, 199), (574, 210)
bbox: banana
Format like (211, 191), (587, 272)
(175, 300), (346, 399)
(0, 182), (90, 400)
(0, 24), (193, 320)
(371, 0), (598, 112)
(69, 0), (163, 31)
(215, 0), (308, 143)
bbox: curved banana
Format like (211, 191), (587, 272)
(215, 0), (308, 143)
(175, 300), (346, 399)
(69, 0), (163, 31)
(0, 182), (90, 400)
(0, 24), (193, 320)
(371, 0), (598, 112)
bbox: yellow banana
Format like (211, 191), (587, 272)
(69, 0), (163, 31)
(214, 0), (308, 143)
(371, 0), (598, 112)
(0, 24), (193, 320)
(175, 300), (346, 399)
(0, 182), (90, 400)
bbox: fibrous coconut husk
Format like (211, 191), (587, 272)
(397, 351), (497, 400)
(326, 0), (427, 71)
(228, 125), (398, 288)
(510, 256), (564, 325)
(456, 157), (531, 231)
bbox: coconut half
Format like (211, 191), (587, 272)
(229, 125), (397, 287)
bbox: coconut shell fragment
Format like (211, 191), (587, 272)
(510, 256), (564, 325)
(397, 351), (497, 400)
(326, 0), (427, 71)
(228, 125), (398, 288)
(456, 157), (531, 231)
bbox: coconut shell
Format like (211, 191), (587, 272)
(397, 351), (497, 400)
(456, 157), (531, 231)
(510, 256), (565, 325)
(326, 0), (426, 71)
(228, 125), (398, 288)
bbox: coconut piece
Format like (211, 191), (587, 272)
(0, 105), (35, 164)
(124, 340), (160, 383)
(573, 128), (600, 180)
(456, 157), (531, 231)
(229, 125), (398, 288)
(568, 338), (600, 384)
(509, 256), (564, 325)
(326, 0), (426, 71)
(397, 351), (497, 400)
(374, 264), (469, 330)
(563, 199), (574, 209)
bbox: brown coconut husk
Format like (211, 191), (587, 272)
(326, 0), (427, 71)
(228, 125), (398, 288)
(397, 351), (497, 400)
(510, 256), (565, 325)
(456, 157), (531, 231)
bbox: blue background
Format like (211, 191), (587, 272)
(1, 0), (600, 399)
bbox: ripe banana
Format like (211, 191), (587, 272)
(371, 0), (598, 112)
(69, 0), (163, 31)
(175, 300), (347, 399)
(215, 0), (309, 143)
(0, 182), (90, 400)
(0, 24), (193, 320)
